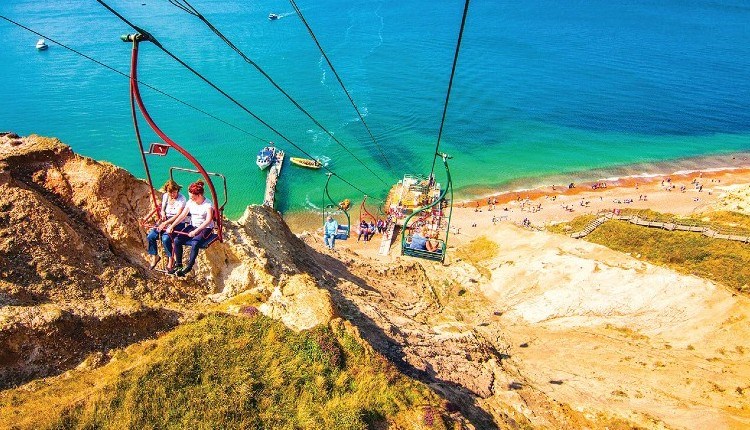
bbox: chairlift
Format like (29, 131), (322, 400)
(323, 173), (350, 240)
(123, 32), (227, 273)
(400, 153), (453, 263)
(359, 195), (378, 224)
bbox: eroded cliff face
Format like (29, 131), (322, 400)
(0, 134), (508, 428)
(0, 134), (295, 388)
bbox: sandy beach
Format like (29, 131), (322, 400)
(449, 166), (750, 244)
(287, 165), (750, 256)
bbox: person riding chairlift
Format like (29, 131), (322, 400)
(142, 179), (188, 270)
(166, 180), (214, 277)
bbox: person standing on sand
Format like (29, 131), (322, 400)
(357, 220), (368, 242)
(324, 216), (338, 249)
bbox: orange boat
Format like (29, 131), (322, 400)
(289, 157), (322, 169)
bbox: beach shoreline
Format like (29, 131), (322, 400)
(283, 162), (750, 257)
(284, 162), (750, 228)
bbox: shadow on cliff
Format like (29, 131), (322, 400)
(0, 307), (181, 390)
(299, 247), (500, 429)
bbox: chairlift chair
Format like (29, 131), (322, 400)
(323, 173), (350, 240)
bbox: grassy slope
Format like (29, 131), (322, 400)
(1, 314), (452, 430)
(553, 210), (750, 293)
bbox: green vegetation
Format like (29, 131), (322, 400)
(586, 219), (750, 293)
(548, 210), (750, 293)
(613, 209), (750, 236)
(1, 314), (452, 430)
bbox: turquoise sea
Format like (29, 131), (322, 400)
(1, 0), (749, 219)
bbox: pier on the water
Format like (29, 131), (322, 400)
(263, 150), (285, 208)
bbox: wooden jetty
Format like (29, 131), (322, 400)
(262, 150), (284, 208)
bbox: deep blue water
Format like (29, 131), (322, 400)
(1, 0), (749, 217)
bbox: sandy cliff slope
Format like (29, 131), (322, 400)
(0, 134), (268, 389)
(449, 224), (750, 429)
(2, 133), (749, 429)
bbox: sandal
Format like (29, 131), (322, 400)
(149, 255), (161, 270)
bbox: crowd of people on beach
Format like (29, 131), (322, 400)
(450, 173), (725, 235)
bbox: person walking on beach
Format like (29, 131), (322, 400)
(357, 220), (368, 242)
(324, 216), (338, 249)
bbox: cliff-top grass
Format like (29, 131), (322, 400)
(0, 313), (454, 430)
(553, 210), (750, 293)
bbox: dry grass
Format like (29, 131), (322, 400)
(546, 214), (597, 235)
(586, 218), (750, 294)
(455, 236), (500, 279)
(455, 236), (499, 264)
(0, 314), (454, 430)
(547, 210), (750, 293)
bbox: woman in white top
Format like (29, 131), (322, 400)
(167, 180), (214, 276)
(142, 179), (187, 270)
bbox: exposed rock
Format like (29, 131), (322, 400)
(259, 273), (336, 331)
(6, 133), (746, 429)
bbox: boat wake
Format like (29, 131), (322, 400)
(316, 155), (331, 167)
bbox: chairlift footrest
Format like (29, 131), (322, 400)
(402, 247), (445, 262)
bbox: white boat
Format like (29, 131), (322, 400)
(256, 144), (276, 170)
(36, 39), (48, 50)
(268, 13), (280, 20)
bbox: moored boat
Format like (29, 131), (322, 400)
(36, 39), (48, 50)
(256, 144), (276, 170)
(289, 157), (322, 169)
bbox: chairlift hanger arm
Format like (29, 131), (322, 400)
(125, 34), (224, 241)
(170, 167), (228, 212)
(323, 173), (350, 238)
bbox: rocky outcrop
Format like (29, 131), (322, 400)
(0, 134), (336, 389)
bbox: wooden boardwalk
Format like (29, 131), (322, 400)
(262, 150), (284, 209)
(571, 212), (750, 244)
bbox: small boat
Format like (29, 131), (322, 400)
(268, 13), (280, 20)
(290, 157), (322, 169)
(256, 144), (277, 170)
(36, 39), (48, 50)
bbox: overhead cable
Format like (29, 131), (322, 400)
(93, 0), (387, 201)
(0, 14), (267, 143)
(168, 0), (393, 182)
(431, 0), (471, 175)
(288, 0), (392, 170)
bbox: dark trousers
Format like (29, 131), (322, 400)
(173, 225), (210, 270)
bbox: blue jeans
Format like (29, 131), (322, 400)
(147, 223), (188, 257)
(161, 222), (188, 258)
(146, 228), (160, 256)
(173, 225), (211, 271)
(324, 233), (335, 249)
